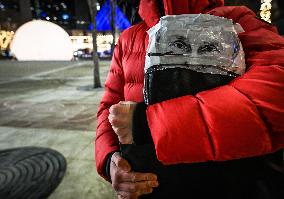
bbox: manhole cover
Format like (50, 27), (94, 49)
(0, 147), (67, 199)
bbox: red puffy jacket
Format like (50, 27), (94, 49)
(95, 0), (284, 179)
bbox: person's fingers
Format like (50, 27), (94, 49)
(108, 114), (114, 126)
(117, 188), (153, 199)
(114, 181), (157, 194)
(110, 153), (159, 198)
(117, 191), (138, 199)
(110, 102), (137, 117)
(117, 181), (158, 191)
(122, 171), (158, 182)
(137, 187), (154, 196)
(112, 168), (158, 186)
(109, 103), (128, 115)
(111, 152), (131, 171)
(119, 101), (137, 106)
(113, 178), (158, 198)
(117, 187), (154, 199)
(111, 156), (158, 182)
(109, 109), (130, 126)
(109, 104), (119, 115)
(109, 105), (115, 115)
(109, 116), (127, 128)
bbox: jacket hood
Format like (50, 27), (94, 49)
(139, 0), (224, 27)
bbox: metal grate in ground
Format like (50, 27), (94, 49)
(0, 147), (67, 199)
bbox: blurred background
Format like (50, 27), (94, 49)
(0, 1), (283, 199)
(0, 0), (283, 61)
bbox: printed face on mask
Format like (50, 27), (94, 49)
(145, 14), (246, 77)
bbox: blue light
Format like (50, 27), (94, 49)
(96, 0), (131, 31)
(41, 12), (47, 18)
(89, 23), (94, 31)
(62, 14), (70, 20)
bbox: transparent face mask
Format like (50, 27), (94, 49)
(145, 14), (246, 77)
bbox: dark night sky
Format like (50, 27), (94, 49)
(0, 0), (283, 33)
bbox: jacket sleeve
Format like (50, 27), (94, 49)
(146, 6), (284, 165)
(95, 38), (125, 180)
(132, 102), (153, 145)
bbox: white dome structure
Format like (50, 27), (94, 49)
(10, 20), (73, 61)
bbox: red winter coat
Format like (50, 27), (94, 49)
(95, 0), (284, 179)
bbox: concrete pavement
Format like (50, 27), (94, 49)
(0, 60), (116, 199)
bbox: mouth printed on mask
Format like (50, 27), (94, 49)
(144, 14), (246, 105)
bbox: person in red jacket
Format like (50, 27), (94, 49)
(96, 0), (284, 198)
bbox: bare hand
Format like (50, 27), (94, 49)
(108, 101), (137, 144)
(110, 152), (159, 199)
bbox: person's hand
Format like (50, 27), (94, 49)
(110, 152), (159, 199)
(108, 101), (137, 144)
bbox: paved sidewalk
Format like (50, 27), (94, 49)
(0, 60), (116, 199)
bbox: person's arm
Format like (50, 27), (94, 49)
(95, 37), (124, 180)
(96, 33), (159, 199)
(132, 102), (152, 145)
(145, 6), (284, 165)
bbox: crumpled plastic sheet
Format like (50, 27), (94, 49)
(145, 14), (246, 77)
